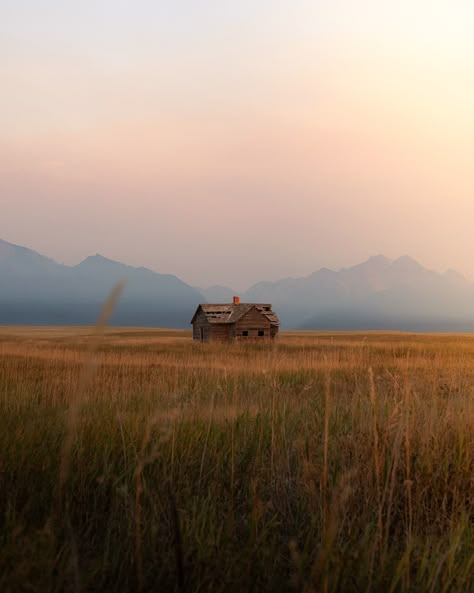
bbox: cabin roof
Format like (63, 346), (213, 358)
(191, 303), (280, 326)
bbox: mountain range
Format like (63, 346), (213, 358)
(0, 238), (202, 327)
(1, 238), (474, 331)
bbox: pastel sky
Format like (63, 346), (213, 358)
(1, 1), (474, 288)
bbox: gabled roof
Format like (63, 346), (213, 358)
(191, 303), (280, 326)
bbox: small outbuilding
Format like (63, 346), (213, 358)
(191, 296), (280, 342)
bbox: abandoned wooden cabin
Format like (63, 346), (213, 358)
(191, 296), (280, 342)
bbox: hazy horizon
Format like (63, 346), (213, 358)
(2, 1), (474, 287)
(1, 235), (470, 293)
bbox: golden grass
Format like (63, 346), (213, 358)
(0, 328), (473, 593)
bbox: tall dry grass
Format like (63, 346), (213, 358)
(0, 328), (473, 592)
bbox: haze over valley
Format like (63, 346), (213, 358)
(2, 238), (473, 331)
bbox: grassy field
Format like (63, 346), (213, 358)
(0, 327), (473, 593)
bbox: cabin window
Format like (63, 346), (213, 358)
(258, 330), (265, 337)
(242, 331), (248, 337)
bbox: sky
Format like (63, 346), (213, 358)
(1, 0), (474, 289)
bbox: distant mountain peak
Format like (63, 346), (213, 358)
(342, 254), (392, 277)
(360, 254), (392, 267)
(367, 254), (392, 264)
(394, 255), (419, 264)
(320, 266), (336, 274)
(77, 254), (126, 268)
(392, 255), (424, 272)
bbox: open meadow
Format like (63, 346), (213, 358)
(0, 327), (473, 593)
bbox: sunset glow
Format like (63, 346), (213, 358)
(2, 1), (474, 286)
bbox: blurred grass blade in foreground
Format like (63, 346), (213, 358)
(58, 281), (126, 494)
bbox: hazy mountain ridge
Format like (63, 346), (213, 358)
(243, 255), (474, 329)
(1, 239), (474, 330)
(0, 239), (203, 327)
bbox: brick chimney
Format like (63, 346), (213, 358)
(233, 295), (240, 305)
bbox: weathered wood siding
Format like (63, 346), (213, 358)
(192, 309), (210, 341)
(233, 307), (273, 339)
(270, 326), (279, 339)
(209, 324), (231, 341)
